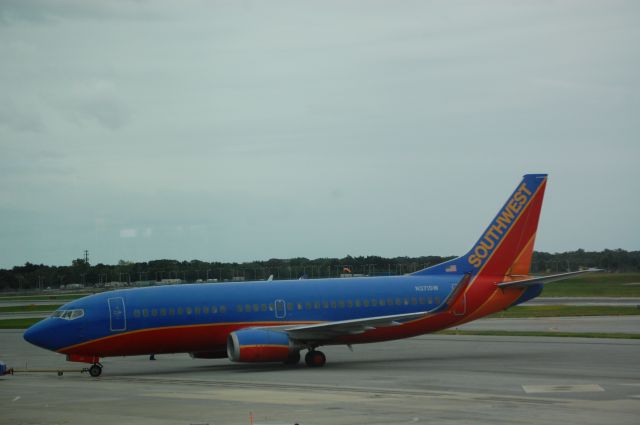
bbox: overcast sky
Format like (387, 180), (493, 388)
(0, 0), (638, 268)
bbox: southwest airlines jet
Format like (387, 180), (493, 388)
(24, 174), (596, 377)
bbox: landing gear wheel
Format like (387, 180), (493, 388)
(284, 351), (301, 365)
(89, 364), (102, 377)
(304, 350), (326, 367)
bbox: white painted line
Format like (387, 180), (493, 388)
(522, 384), (604, 394)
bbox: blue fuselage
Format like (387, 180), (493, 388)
(25, 274), (460, 354)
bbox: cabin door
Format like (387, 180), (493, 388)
(108, 297), (127, 331)
(274, 299), (286, 319)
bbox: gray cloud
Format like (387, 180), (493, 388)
(0, 0), (638, 267)
(0, 101), (45, 132)
(58, 79), (131, 130)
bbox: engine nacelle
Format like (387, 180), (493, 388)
(227, 329), (296, 363)
(189, 349), (228, 359)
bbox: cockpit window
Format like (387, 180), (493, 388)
(70, 309), (84, 319)
(52, 309), (84, 320)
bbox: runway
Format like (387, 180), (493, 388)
(1, 330), (639, 424)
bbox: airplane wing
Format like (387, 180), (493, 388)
(497, 268), (601, 289)
(280, 311), (427, 341)
(264, 274), (472, 341)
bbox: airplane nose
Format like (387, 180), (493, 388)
(23, 319), (54, 350)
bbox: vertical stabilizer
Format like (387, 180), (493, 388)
(412, 174), (548, 278)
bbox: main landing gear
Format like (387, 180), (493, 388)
(284, 351), (301, 365)
(84, 363), (103, 377)
(304, 350), (326, 367)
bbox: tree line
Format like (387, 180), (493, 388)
(1, 249), (638, 292)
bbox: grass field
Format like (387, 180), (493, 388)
(0, 318), (42, 329)
(438, 330), (640, 339)
(491, 305), (640, 318)
(0, 293), (87, 302)
(539, 272), (640, 297)
(0, 304), (61, 313)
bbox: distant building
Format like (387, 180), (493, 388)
(104, 281), (128, 289)
(131, 280), (154, 287)
(158, 279), (183, 285)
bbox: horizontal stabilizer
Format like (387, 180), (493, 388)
(497, 268), (602, 289)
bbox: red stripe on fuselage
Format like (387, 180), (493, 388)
(57, 322), (311, 357)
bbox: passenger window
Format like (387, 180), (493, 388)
(297, 303), (303, 311)
(220, 305), (227, 313)
(202, 306), (209, 314)
(355, 299), (361, 307)
(133, 309), (141, 318)
(160, 308), (167, 316)
(177, 307), (183, 315)
(395, 298), (402, 306)
(253, 304), (260, 312)
(268, 304), (274, 312)
(387, 298), (393, 306)
(142, 309), (149, 318)
(330, 300), (337, 309)
(286, 303), (293, 312)
(261, 304), (267, 312)
(211, 306), (218, 314)
(195, 307), (201, 315)
(236, 305), (243, 313)
(151, 309), (158, 317)
(371, 299), (378, 307)
(428, 297), (433, 304)
(379, 299), (385, 306)
(245, 304), (251, 312)
(305, 302), (312, 310)
(363, 299), (370, 307)
(403, 298), (409, 306)
(169, 307), (175, 316)
(338, 300), (345, 308)
(186, 307), (192, 315)
(435, 296), (441, 304)
(314, 301), (321, 309)
(419, 297), (426, 305)
(347, 300), (353, 308)
(322, 300), (329, 309)
(411, 297), (417, 305)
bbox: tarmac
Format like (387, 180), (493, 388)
(1, 329), (639, 425)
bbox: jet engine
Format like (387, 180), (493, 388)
(227, 328), (298, 363)
(189, 349), (228, 359)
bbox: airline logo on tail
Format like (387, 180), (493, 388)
(467, 182), (533, 268)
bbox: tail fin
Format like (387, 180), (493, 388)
(413, 174), (548, 278)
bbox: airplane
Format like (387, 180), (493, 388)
(23, 174), (598, 377)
